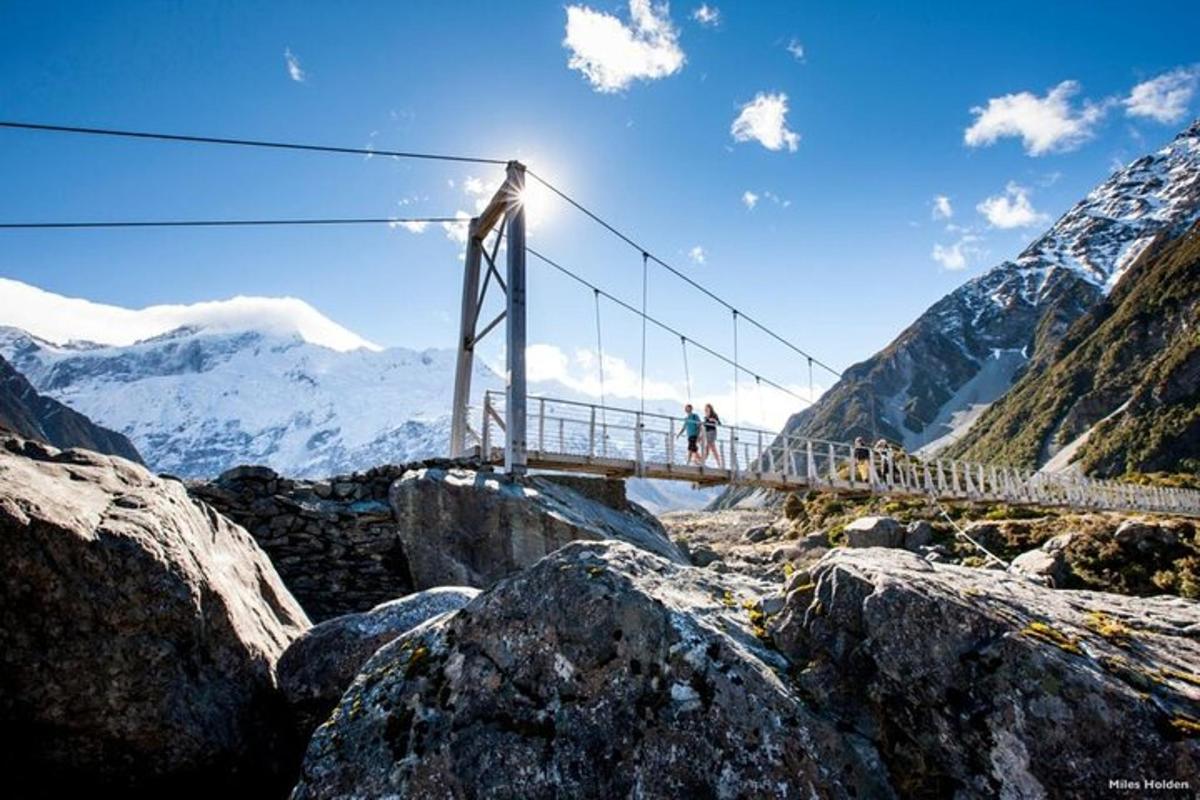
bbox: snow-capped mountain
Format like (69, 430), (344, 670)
(775, 118), (1200, 456)
(0, 323), (500, 478)
(948, 216), (1200, 475)
(0, 282), (716, 510)
(1018, 118), (1200, 293)
(0, 276), (379, 352)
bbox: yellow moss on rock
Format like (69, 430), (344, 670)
(1170, 716), (1200, 736)
(1084, 611), (1133, 644)
(1021, 621), (1083, 655)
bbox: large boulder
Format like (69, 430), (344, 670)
(292, 541), (893, 799)
(770, 548), (1200, 797)
(389, 467), (686, 588)
(903, 519), (934, 550)
(1011, 532), (1074, 586)
(1113, 517), (1184, 549)
(278, 587), (479, 739)
(842, 515), (904, 548)
(0, 434), (310, 796)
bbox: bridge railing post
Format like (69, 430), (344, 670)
(588, 406), (596, 459)
(481, 392), (493, 462)
(634, 413), (644, 475)
(537, 398), (545, 453)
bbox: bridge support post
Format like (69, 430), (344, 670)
(447, 160), (527, 473)
(505, 162), (528, 475)
(450, 220), (483, 459)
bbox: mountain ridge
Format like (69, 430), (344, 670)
(0, 277), (380, 352)
(0, 352), (143, 463)
(946, 218), (1200, 475)
(778, 118), (1200, 455)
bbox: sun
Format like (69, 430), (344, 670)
(515, 176), (555, 231)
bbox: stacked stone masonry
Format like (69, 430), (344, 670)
(188, 461), (632, 621)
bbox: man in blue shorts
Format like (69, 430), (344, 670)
(677, 404), (702, 465)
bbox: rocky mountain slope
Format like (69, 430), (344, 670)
(948, 218), (1200, 475)
(0, 352), (143, 463)
(780, 118), (1200, 455)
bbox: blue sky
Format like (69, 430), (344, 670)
(2, 0), (1198, 425)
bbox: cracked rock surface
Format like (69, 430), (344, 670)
(292, 541), (891, 799)
(770, 548), (1200, 797)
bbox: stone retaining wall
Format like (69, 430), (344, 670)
(188, 463), (449, 620)
(189, 462), (632, 621)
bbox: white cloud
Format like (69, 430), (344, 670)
(763, 190), (790, 208)
(1124, 66), (1200, 124)
(390, 220), (429, 233)
(691, 4), (720, 26)
(0, 278), (379, 352)
(931, 234), (983, 271)
(443, 211), (472, 244)
(742, 189), (790, 209)
(786, 39), (805, 61)
(688, 245), (706, 264)
(976, 182), (1048, 229)
(1039, 171), (1063, 187)
(964, 80), (1107, 155)
(563, 0), (685, 93)
(932, 195), (953, 220)
(527, 345), (680, 403)
(731, 92), (800, 152)
(284, 47), (306, 82)
(523, 343), (820, 429)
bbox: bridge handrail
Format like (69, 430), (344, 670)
(485, 389), (848, 448)
(474, 391), (1200, 517)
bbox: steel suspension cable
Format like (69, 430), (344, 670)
(639, 252), (648, 416)
(680, 336), (693, 402)
(0, 121), (508, 165)
(525, 168), (842, 379)
(0, 216), (467, 230)
(756, 375), (766, 428)
(593, 289), (607, 422)
(526, 245), (808, 407)
(808, 357), (815, 405)
(732, 309), (740, 427)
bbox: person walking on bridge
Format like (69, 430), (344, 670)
(853, 437), (870, 481)
(701, 404), (724, 468)
(677, 404), (702, 465)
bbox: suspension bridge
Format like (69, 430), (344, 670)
(3, 120), (1199, 518)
